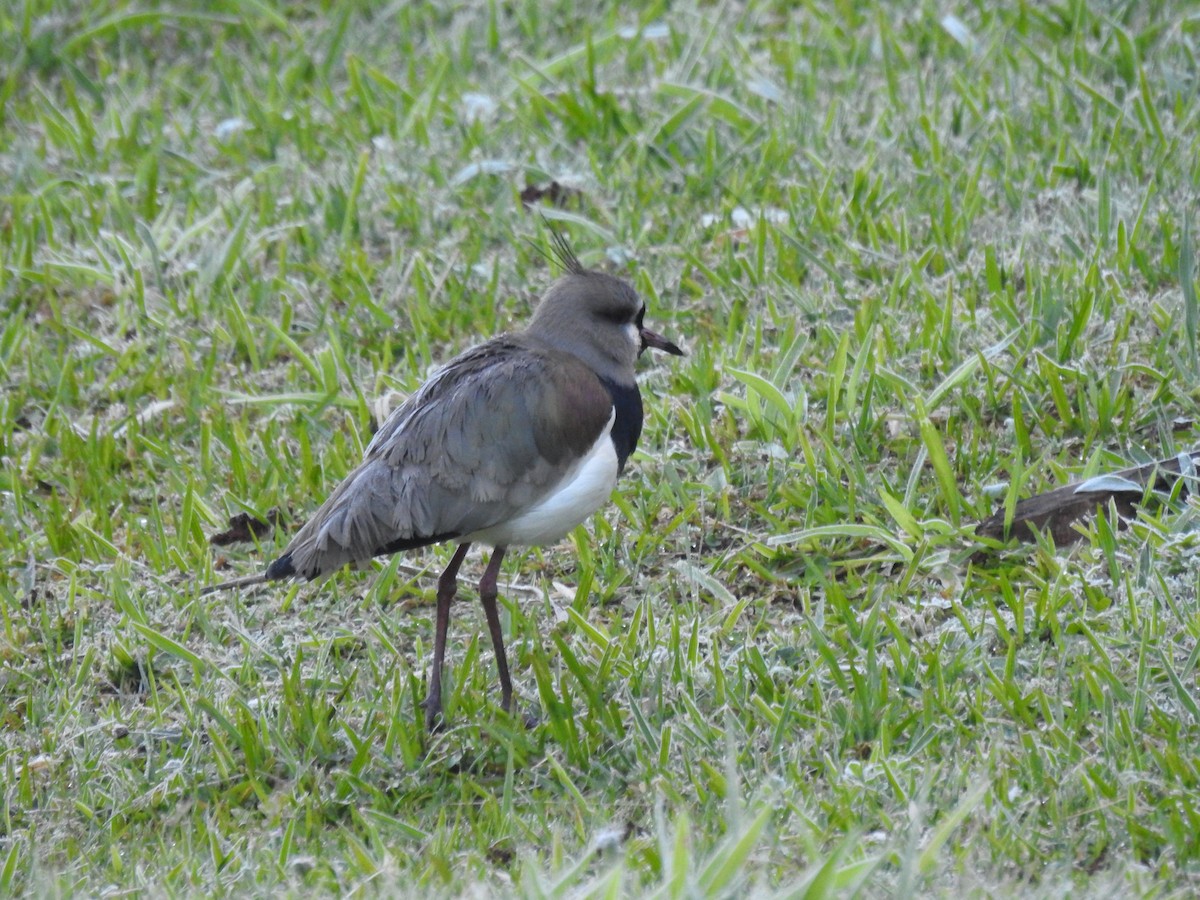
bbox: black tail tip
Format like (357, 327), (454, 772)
(265, 553), (295, 581)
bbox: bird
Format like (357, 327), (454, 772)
(254, 235), (683, 730)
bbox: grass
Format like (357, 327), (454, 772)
(3, 0), (1200, 895)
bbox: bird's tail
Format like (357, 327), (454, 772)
(198, 573), (270, 595)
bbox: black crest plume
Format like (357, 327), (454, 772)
(527, 217), (587, 276)
(548, 226), (585, 275)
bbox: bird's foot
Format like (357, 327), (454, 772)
(500, 695), (539, 729)
(421, 695), (445, 733)
(519, 708), (540, 730)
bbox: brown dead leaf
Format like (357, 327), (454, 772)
(520, 180), (580, 209)
(209, 510), (282, 546)
(974, 449), (1200, 551)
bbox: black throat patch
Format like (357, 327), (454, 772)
(599, 378), (644, 473)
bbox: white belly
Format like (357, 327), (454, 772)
(462, 430), (619, 548)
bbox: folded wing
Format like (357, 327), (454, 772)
(267, 337), (616, 580)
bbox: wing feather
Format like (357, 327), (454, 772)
(272, 336), (615, 580)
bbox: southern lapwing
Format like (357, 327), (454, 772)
(262, 236), (683, 729)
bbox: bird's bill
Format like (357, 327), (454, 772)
(639, 327), (684, 357)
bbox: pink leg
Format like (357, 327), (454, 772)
(478, 547), (513, 715)
(423, 543), (470, 731)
